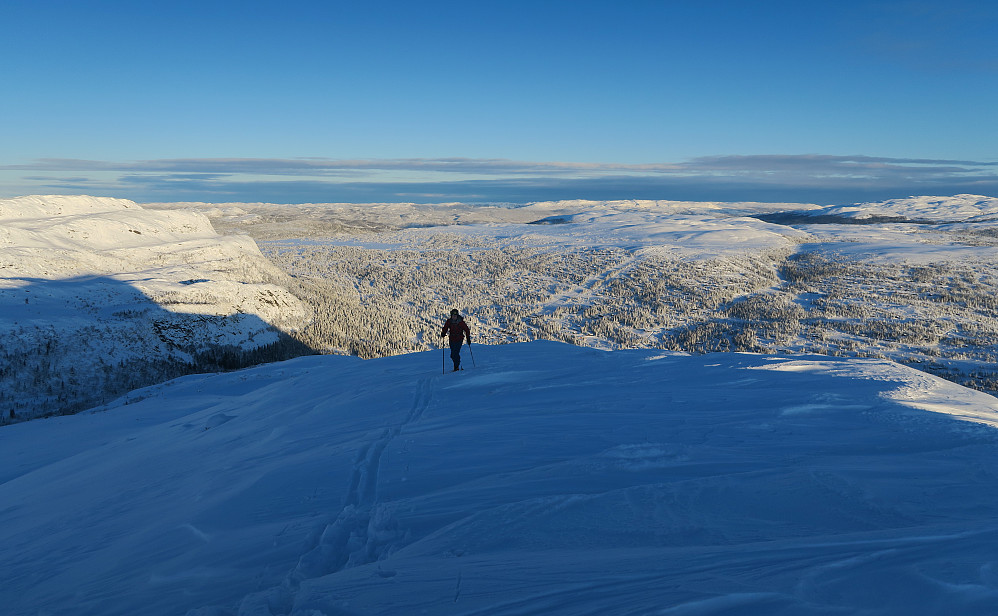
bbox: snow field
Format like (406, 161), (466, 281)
(2, 342), (998, 615)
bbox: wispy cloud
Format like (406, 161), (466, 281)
(2, 157), (685, 178)
(2, 155), (996, 204)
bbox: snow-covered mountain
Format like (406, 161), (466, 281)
(0, 195), (311, 420)
(2, 341), (998, 615)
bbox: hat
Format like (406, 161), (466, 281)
(450, 309), (460, 315)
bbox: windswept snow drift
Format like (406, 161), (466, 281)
(0, 195), (310, 419)
(2, 341), (998, 615)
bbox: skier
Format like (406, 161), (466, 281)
(441, 308), (471, 371)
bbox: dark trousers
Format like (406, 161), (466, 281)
(449, 339), (463, 367)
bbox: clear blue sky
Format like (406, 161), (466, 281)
(2, 0), (996, 204)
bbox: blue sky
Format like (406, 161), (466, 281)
(2, 0), (996, 204)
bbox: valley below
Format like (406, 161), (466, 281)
(153, 195), (998, 398)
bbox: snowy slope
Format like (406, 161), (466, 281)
(0, 195), (310, 420)
(2, 341), (998, 615)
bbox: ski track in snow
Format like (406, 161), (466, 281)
(237, 378), (436, 614)
(541, 251), (641, 312)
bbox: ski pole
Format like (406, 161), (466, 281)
(442, 341), (445, 374)
(468, 341), (476, 368)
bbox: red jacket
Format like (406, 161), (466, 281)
(442, 316), (471, 343)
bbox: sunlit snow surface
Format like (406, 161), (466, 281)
(0, 195), (305, 326)
(3, 342), (998, 615)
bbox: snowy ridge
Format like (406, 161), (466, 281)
(2, 342), (998, 615)
(522, 198), (823, 216)
(0, 195), (311, 420)
(0, 194), (141, 220)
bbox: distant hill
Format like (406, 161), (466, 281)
(779, 194), (998, 223)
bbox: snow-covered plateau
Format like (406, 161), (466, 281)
(1, 196), (310, 420)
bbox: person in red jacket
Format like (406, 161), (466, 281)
(441, 308), (471, 371)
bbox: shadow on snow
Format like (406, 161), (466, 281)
(0, 275), (317, 423)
